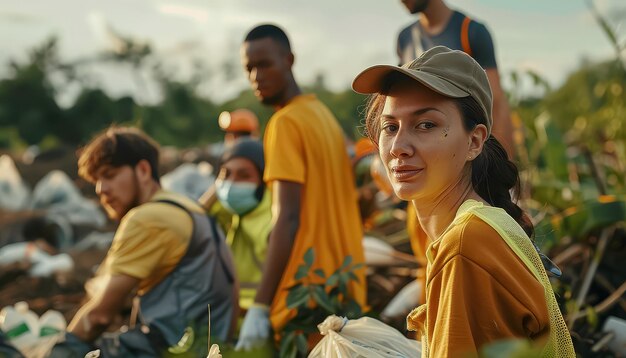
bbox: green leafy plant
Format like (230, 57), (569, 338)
(480, 338), (544, 358)
(279, 247), (364, 358)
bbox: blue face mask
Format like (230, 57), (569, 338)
(216, 180), (260, 215)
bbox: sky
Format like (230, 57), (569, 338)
(0, 0), (624, 106)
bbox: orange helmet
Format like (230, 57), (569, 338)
(218, 109), (259, 136)
(353, 138), (377, 164)
(370, 155), (394, 197)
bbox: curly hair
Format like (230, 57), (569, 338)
(77, 126), (160, 183)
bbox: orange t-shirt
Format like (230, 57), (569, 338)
(263, 94), (366, 331)
(407, 212), (549, 357)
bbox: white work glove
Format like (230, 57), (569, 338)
(235, 304), (271, 351)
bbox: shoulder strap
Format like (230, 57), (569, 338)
(154, 198), (187, 211)
(155, 199), (234, 284)
(461, 16), (473, 57)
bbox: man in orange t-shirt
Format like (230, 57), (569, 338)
(235, 24), (366, 351)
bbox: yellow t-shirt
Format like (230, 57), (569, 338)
(263, 94), (366, 331)
(408, 204), (550, 357)
(101, 190), (203, 295)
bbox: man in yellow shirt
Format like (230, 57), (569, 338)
(51, 127), (236, 357)
(235, 24), (366, 351)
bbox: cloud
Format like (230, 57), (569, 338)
(0, 11), (39, 23)
(87, 12), (109, 46)
(157, 4), (209, 24)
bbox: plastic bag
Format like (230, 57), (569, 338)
(0, 155), (30, 211)
(161, 162), (214, 201)
(31, 170), (106, 231)
(308, 315), (421, 358)
(381, 280), (422, 320)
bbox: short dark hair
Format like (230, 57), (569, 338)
(78, 126), (160, 183)
(244, 24), (291, 52)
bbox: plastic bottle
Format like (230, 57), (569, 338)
(38, 310), (66, 338)
(0, 301), (40, 356)
(32, 310), (67, 358)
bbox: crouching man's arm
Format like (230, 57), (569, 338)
(68, 274), (139, 343)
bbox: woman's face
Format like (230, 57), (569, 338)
(217, 157), (262, 186)
(378, 81), (479, 202)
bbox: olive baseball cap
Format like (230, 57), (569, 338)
(352, 46), (493, 134)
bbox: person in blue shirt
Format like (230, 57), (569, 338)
(396, 0), (515, 158)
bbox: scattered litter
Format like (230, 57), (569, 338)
(309, 315), (421, 357)
(161, 162), (214, 201)
(380, 280), (422, 320)
(0, 301), (66, 358)
(0, 242), (74, 277)
(0, 155), (30, 211)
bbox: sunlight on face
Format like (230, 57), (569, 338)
(241, 38), (291, 106)
(378, 81), (473, 202)
(94, 165), (140, 220)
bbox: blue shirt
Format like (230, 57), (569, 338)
(397, 10), (497, 69)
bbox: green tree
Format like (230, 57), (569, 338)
(63, 90), (136, 144)
(141, 76), (220, 147)
(0, 37), (65, 145)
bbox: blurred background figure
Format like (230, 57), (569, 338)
(395, 0), (515, 158)
(351, 138), (379, 222)
(218, 109), (260, 149)
(236, 23), (366, 352)
(201, 139), (272, 313)
(49, 126), (236, 357)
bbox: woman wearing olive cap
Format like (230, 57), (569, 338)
(353, 46), (575, 357)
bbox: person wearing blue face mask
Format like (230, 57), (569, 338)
(216, 177), (261, 215)
(203, 139), (272, 313)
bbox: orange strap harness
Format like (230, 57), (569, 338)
(461, 16), (473, 57)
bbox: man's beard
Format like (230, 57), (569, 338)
(259, 91), (284, 107)
(108, 172), (142, 220)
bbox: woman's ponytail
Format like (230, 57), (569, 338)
(471, 136), (534, 237)
(456, 97), (534, 237)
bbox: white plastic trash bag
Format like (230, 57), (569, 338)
(31, 170), (106, 227)
(0, 155), (30, 211)
(0, 242), (74, 277)
(308, 315), (421, 358)
(363, 236), (396, 266)
(30, 170), (82, 209)
(161, 162), (214, 201)
(381, 280), (423, 320)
